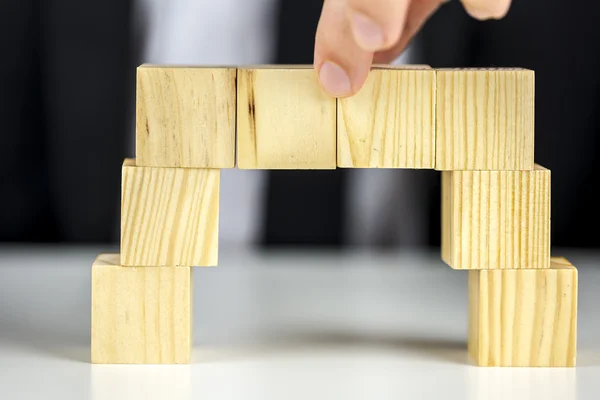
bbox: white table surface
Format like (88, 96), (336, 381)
(0, 245), (599, 399)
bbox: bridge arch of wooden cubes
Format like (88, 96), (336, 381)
(90, 65), (577, 367)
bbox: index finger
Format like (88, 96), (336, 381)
(314, 0), (374, 97)
(460, 0), (512, 19)
(314, 0), (412, 97)
(347, 0), (411, 52)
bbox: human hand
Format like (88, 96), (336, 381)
(314, 0), (511, 97)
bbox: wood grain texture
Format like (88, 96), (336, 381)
(441, 165), (550, 269)
(337, 67), (435, 168)
(136, 65), (236, 168)
(435, 68), (534, 170)
(121, 159), (219, 267)
(237, 66), (336, 169)
(441, 171), (452, 263)
(91, 253), (192, 364)
(468, 257), (578, 367)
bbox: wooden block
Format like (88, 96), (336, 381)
(337, 66), (435, 168)
(441, 165), (550, 269)
(468, 257), (578, 367)
(435, 68), (534, 170)
(237, 66), (336, 169)
(121, 159), (219, 267)
(91, 254), (192, 364)
(136, 65), (236, 168)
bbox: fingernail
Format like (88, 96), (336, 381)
(467, 8), (492, 19)
(350, 12), (384, 51)
(466, 6), (506, 20)
(319, 62), (351, 97)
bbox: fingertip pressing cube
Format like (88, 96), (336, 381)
(337, 65), (435, 168)
(468, 257), (578, 367)
(236, 66), (336, 169)
(121, 158), (219, 267)
(91, 254), (192, 364)
(136, 65), (236, 168)
(435, 68), (535, 171)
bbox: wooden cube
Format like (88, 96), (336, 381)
(337, 66), (435, 168)
(237, 66), (336, 169)
(121, 159), (219, 267)
(468, 257), (578, 367)
(441, 165), (550, 270)
(91, 254), (192, 364)
(435, 68), (534, 170)
(136, 65), (236, 168)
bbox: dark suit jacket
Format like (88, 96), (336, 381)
(0, 0), (135, 242)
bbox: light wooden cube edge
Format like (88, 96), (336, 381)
(337, 67), (436, 169)
(468, 256), (577, 367)
(441, 164), (550, 270)
(91, 253), (192, 364)
(236, 66), (337, 170)
(136, 64), (236, 169)
(435, 67), (535, 171)
(121, 158), (219, 267)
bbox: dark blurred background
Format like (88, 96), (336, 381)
(1, 0), (599, 250)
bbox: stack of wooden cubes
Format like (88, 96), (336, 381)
(90, 66), (235, 364)
(436, 69), (577, 367)
(91, 65), (577, 366)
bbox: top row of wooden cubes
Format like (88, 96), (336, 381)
(135, 65), (534, 171)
